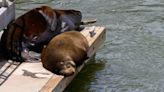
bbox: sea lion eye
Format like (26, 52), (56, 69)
(67, 64), (72, 68)
(60, 61), (64, 65)
(32, 36), (38, 40)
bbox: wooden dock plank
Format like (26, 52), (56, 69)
(0, 61), (53, 92)
(0, 26), (106, 92)
(81, 27), (106, 57)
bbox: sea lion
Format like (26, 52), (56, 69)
(31, 7), (83, 52)
(41, 31), (89, 77)
(1, 6), (83, 62)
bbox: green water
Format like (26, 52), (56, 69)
(16, 0), (164, 92)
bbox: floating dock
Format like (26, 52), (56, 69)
(0, 1), (106, 92)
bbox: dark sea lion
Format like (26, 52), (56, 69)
(41, 31), (89, 77)
(1, 6), (52, 61)
(1, 6), (82, 62)
(32, 7), (83, 47)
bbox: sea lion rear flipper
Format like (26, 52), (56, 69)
(81, 19), (97, 25)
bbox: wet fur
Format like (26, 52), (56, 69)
(41, 31), (89, 76)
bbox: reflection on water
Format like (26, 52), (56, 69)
(64, 58), (106, 92)
(16, 0), (164, 92)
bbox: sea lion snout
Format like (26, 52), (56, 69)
(59, 60), (76, 76)
(59, 67), (76, 77)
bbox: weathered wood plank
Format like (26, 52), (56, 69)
(81, 26), (106, 57)
(0, 0), (15, 31)
(0, 61), (53, 92)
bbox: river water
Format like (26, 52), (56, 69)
(16, 0), (164, 92)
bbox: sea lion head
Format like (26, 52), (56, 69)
(42, 53), (76, 77)
(22, 6), (57, 50)
(50, 54), (76, 76)
(56, 60), (76, 77)
(21, 8), (48, 47)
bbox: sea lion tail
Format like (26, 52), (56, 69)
(80, 19), (97, 25)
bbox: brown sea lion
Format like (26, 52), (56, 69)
(1, 6), (83, 62)
(41, 31), (89, 77)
